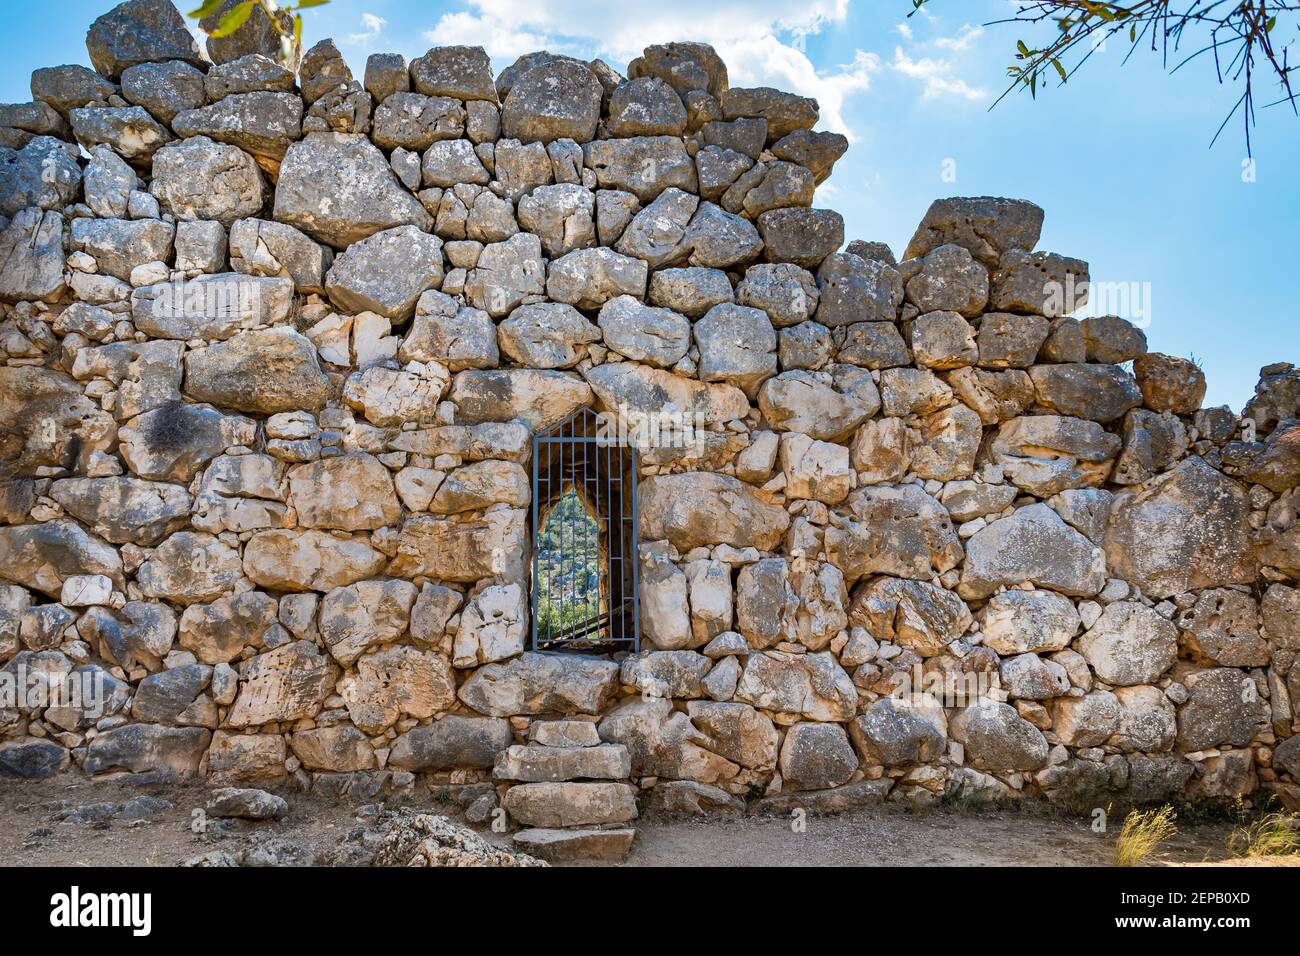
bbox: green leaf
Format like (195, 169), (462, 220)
(1017, 39), (1031, 57)
(1266, 16), (1277, 32)
(209, 0), (255, 38)
(293, 0), (330, 8)
(187, 0), (225, 17)
(1052, 57), (1067, 83)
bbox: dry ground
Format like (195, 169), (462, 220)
(0, 775), (1272, 867)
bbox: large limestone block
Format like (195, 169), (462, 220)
(325, 225), (444, 320)
(904, 196), (1044, 266)
(501, 59), (603, 144)
(949, 699), (1049, 772)
(410, 45), (498, 102)
(849, 576), (971, 657)
(386, 510), (527, 583)
(0, 520), (123, 599)
(0, 209), (66, 303)
(229, 218), (332, 294)
(150, 136), (267, 226)
(493, 744), (631, 783)
(70, 216), (174, 281)
(1176, 667), (1268, 752)
(453, 582), (527, 667)
(978, 589), (1080, 655)
(457, 652), (620, 717)
(686, 700), (779, 771)
(778, 722), (858, 791)
(503, 782), (638, 828)
(430, 461), (529, 513)
(694, 303), (777, 397)
(136, 531), (243, 605)
(597, 296), (691, 368)
(243, 529), (387, 592)
(0, 137), (81, 218)
(178, 590), (277, 665)
(1028, 363), (1142, 423)
(169, 90), (303, 164)
(597, 697), (738, 784)
(287, 454), (401, 532)
(226, 640), (338, 728)
(343, 363), (449, 428)
(119, 403), (256, 482)
(337, 644), (456, 733)
(450, 368), (592, 431)
(273, 132), (431, 247)
(826, 484), (962, 583)
(48, 476), (190, 546)
(547, 247), (648, 310)
(498, 302), (601, 369)
(1104, 456), (1257, 599)
(584, 361), (748, 428)
(638, 472), (790, 551)
(319, 578), (419, 666)
(958, 503), (1106, 599)
(85, 0), (205, 79)
(388, 715), (514, 771)
(289, 725), (378, 772)
(184, 327), (332, 415)
(757, 207), (843, 269)
(583, 136), (698, 201)
(83, 724), (210, 777)
(131, 274), (294, 341)
(850, 696), (948, 767)
(1078, 602), (1178, 686)
(733, 650), (857, 721)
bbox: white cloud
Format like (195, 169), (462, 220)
(425, 11), (551, 60)
(933, 24), (984, 52)
(718, 38), (881, 138)
(419, 0), (876, 135)
(896, 22), (913, 40)
(892, 46), (987, 101)
(346, 13), (387, 46)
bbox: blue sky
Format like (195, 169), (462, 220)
(3, 0), (1297, 410)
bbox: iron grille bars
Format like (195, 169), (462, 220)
(530, 406), (639, 653)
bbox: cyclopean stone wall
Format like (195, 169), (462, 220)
(1, 0), (1299, 822)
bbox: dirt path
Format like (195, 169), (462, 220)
(0, 776), (1247, 867)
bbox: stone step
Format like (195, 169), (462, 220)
(754, 779), (892, 815)
(528, 719), (602, 748)
(502, 781), (639, 828)
(513, 827), (636, 863)
(493, 743), (631, 782)
(650, 780), (745, 815)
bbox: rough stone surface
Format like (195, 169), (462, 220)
(0, 18), (1277, 815)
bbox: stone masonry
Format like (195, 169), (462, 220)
(2, 0), (1299, 849)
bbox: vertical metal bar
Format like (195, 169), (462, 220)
(585, 434), (590, 647)
(530, 430), (539, 653)
(630, 444), (640, 652)
(605, 426), (612, 645)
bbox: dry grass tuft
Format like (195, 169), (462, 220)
(1114, 805), (1178, 867)
(1228, 812), (1300, 859)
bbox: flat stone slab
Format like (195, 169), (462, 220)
(493, 744), (631, 782)
(502, 782), (639, 828)
(512, 828), (636, 863)
(528, 719), (602, 748)
(754, 779), (893, 815)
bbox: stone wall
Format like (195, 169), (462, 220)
(1, 0), (1299, 823)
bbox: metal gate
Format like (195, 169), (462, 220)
(530, 406), (639, 653)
